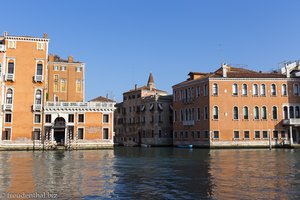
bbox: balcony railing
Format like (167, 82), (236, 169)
(182, 120), (195, 126)
(283, 118), (300, 125)
(33, 104), (42, 111)
(0, 44), (6, 52)
(5, 74), (14, 81)
(45, 101), (115, 110)
(3, 104), (13, 111)
(34, 75), (43, 82)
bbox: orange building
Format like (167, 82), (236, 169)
(173, 64), (300, 148)
(0, 32), (115, 150)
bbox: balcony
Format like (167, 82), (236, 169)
(5, 74), (14, 81)
(34, 75), (43, 82)
(0, 44), (6, 52)
(44, 101), (116, 112)
(3, 104), (13, 111)
(283, 118), (300, 126)
(182, 120), (195, 126)
(33, 104), (42, 111)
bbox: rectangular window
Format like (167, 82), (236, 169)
(234, 131), (239, 139)
(78, 114), (84, 123)
(33, 128), (41, 140)
(45, 114), (51, 123)
(61, 66), (66, 71)
(54, 75), (59, 92)
(204, 106), (208, 120)
(37, 42), (44, 50)
(76, 79), (82, 92)
(36, 63), (43, 75)
(281, 131), (286, 138)
(213, 131), (219, 139)
(273, 131), (278, 139)
(263, 131), (268, 139)
(60, 79), (67, 92)
(5, 113), (12, 123)
(103, 128), (109, 139)
(196, 86), (200, 97)
(8, 41), (16, 49)
(2, 128), (11, 140)
(76, 67), (82, 72)
(197, 108), (200, 120)
(255, 131), (260, 139)
(197, 131), (201, 138)
(204, 84), (208, 96)
(244, 131), (250, 139)
(77, 128), (84, 139)
(68, 114), (74, 123)
(54, 66), (59, 71)
(103, 114), (109, 123)
(204, 131), (209, 139)
(34, 114), (41, 123)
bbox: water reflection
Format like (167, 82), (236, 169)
(0, 148), (299, 199)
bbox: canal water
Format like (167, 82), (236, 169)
(0, 148), (299, 199)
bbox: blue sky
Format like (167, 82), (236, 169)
(1, 0), (300, 102)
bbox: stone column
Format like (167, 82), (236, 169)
(290, 126), (293, 146)
(51, 128), (54, 144)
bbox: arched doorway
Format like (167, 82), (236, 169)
(53, 117), (66, 146)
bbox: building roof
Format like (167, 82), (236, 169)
(89, 96), (115, 102)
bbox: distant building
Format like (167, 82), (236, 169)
(114, 73), (173, 146)
(173, 64), (300, 148)
(0, 32), (115, 150)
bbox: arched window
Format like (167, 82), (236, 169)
(212, 83), (218, 95)
(283, 106), (288, 119)
(243, 106), (249, 119)
(35, 89), (42, 104)
(242, 84), (247, 96)
(271, 84), (276, 96)
(213, 106), (219, 120)
(232, 83), (238, 96)
(294, 84), (299, 96)
(233, 106), (239, 119)
(260, 84), (266, 96)
(272, 106), (278, 120)
(296, 106), (300, 118)
(6, 89), (13, 104)
(262, 106), (267, 119)
(290, 106), (294, 118)
(254, 106), (259, 119)
(253, 84), (258, 96)
(282, 84), (287, 96)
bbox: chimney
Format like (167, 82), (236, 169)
(43, 33), (48, 38)
(222, 63), (228, 78)
(68, 56), (73, 63)
(48, 54), (54, 62)
(4, 31), (8, 36)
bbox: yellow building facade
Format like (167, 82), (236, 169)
(0, 32), (115, 150)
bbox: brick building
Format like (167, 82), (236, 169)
(173, 64), (300, 148)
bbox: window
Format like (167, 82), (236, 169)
(232, 84), (238, 95)
(234, 131), (239, 139)
(196, 86), (200, 97)
(212, 83), (218, 95)
(33, 128), (41, 140)
(45, 114), (51, 123)
(233, 106), (239, 120)
(273, 131), (278, 139)
(254, 106), (259, 120)
(8, 61), (14, 74)
(54, 66), (59, 71)
(283, 106), (288, 119)
(35, 89), (42, 104)
(290, 106), (294, 118)
(281, 131), (286, 138)
(213, 131), (219, 139)
(197, 108), (200, 120)
(8, 40), (16, 49)
(6, 89), (13, 104)
(243, 106), (249, 120)
(77, 128), (84, 139)
(2, 128), (11, 140)
(263, 131), (268, 139)
(242, 84), (247, 96)
(34, 114), (41, 123)
(255, 131), (260, 139)
(204, 106), (208, 120)
(5, 113), (12, 123)
(76, 79), (82, 92)
(213, 106), (218, 120)
(103, 114), (109, 123)
(244, 131), (250, 139)
(78, 114), (84, 123)
(60, 79), (67, 92)
(61, 66), (66, 71)
(271, 84), (276, 96)
(204, 84), (208, 96)
(260, 84), (266, 96)
(282, 84), (287, 96)
(272, 106), (278, 120)
(204, 131), (209, 139)
(54, 75), (59, 92)
(36, 63), (43, 75)
(103, 128), (109, 139)
(68, 114), (74, 123)
(296, 106), (300, 118)
(76, 67), (82, 72)
(294, 84), (299, 96)
(262, 106), (267, 120)
(253, 84), (258, 96)
(37, 42), (44, 50)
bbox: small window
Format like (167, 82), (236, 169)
(78, 114), (84, 123)
(60, 79), (67, 92)
(204, 106), (209, 120)
(271, 84), (276, 96)
(253, 84), (258, 96)
(244, 131), (250, 139)
(76, 67), (82, 72)
(254, 106), (259, 120)
(61, 66), (66, 71)
(76, 79), (82, 92)
(282, 84), (287, 96)
(103, 128), (109, 139)
(34, 114), (41, 123)
(272, 107), (278, 120)
(5, 113), (12, 123)
(2, 128), (11, 140)
(242, 84), (248, 96)
(263, 131), (268, 139)
(234, 131), (239, 139)
(293, 84), (299, 96)
(103, 114), (109, 123)
(8, 41), (16, 49)
(35, 89), (42, 104)
(262, 106), (267, 120)
(8, 61), (14, 74)
(37, 42), (44, 50)
(243, 106), (249, 120)
(213, 131), (219, 139)
(45, 114), (51, 123)
(68, 114), (74, 123)
(273, 131), (278, 139)
(232, 84), (238, 96)
(255, 131), (260, 139)
(283, 106), (288, 119)
(290, 106), (295, 119)
(212, 83), (218, 96)
(33, 128), (41, 140)
(260, 84), (266, 96)
(281, 131), (286, 138)
(233, 106), (239, 120)
(78, 128), (84, 139)
(296, 106), (300, 118)
(36, 63), (43, 76)
(213, 106), (219, 120)
(204, 84), (208, 96)
(204, 131), (209, 139)
(54, 66), (59, 71)
(6, 89), (13, 104)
